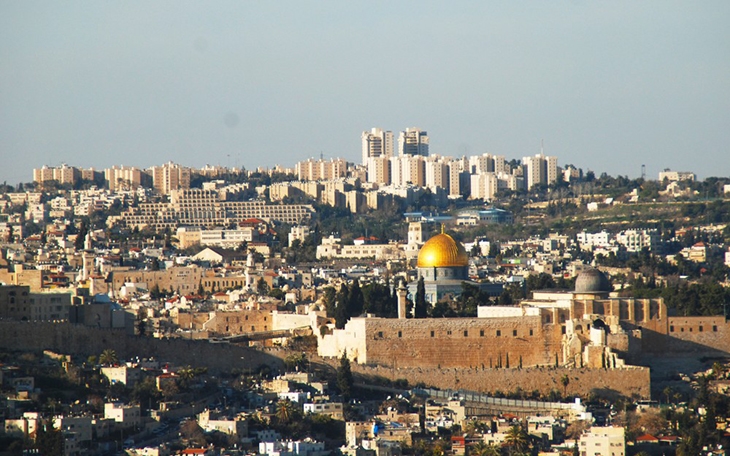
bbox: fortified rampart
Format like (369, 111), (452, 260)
(6, 316), (730, 402)
(313, 354), (651, 400)
(320, 316), (564, 368)
(0, 321), (283, 373)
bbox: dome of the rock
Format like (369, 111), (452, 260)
(416, 232), (469, 268)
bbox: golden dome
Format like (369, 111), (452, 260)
(417, 231), (469, 268)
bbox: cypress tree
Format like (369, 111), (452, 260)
(348, 279), (364, 317)
(414, 276), (427, 318)
(336, 351), (354, 401)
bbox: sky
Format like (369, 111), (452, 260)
(1, 1), (729, 186)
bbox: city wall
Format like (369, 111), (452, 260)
(317, 355), (651, 400)
(0, 321), (283, 373)
(0, 321), (650, 399)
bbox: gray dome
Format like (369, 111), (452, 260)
(575, 268), (611, 294)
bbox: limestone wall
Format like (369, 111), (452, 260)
(316, 355), (650, 399)
(0, 321), (650, 399)
(0, 321), (283, 373)
(326, 316), (565, 368)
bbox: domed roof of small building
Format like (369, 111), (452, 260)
(575, 268), (611, 294)
(417, 230), (469, 268)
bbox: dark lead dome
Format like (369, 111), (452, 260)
(575, 268), (611, 293)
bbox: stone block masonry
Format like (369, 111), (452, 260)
(0, 321), (283, 373)
(314, 354), (651, 400)
(0, 321), (649, 399)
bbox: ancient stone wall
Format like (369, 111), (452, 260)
(0, 321), (283, 373)
(315, 354), (650, 399)
(0, 321), (651, 399)
(360, 317), (564, 369)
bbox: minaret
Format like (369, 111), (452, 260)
(80, 232), (94, 282)
(245, 251), (255, 290)
(397, 280), (408, 319)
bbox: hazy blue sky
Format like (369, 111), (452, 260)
(1, 1), (729, 185)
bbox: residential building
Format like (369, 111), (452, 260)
(101, 365), (142, 388)
(297, 158), (349, 181)
(366, 156), (391, 185)
(522, 153), (558, 190)
(104, 402), (141, 428)
(615, 229), (659, 253)
(362, 128), (394, 165)
(150, 162), (191, 195)
(105, 165), (151, 192)
(303, 401), (344, 420)
(398, 128), (429, 157)
(424, 156), (449, 193)
(53, 415), (93, 442)
(288, 226), (310, 247)
(33, 164), (81, 187)
(658, 169), (695, 183)
(119, 189), (314, 231)
(578, 426), (625, 456)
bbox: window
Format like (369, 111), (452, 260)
(378, 331), (383, 338)
(446, 330), (452, 335)
(430, 330), (435, 337)
(670, 325), (674, 332)
(496, 330), (501, 337)
(398, 331), (402, 338)
(529, 329), (533, 336)
(561, 326), (566, 334)
(464, 330), (468, 337)
(713, 325), (718, 332)
(480, 330), (484, 337)
(512, 329), (517, 337)
(699, 326), (703, 332)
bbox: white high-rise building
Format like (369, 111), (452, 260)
(105, 165), (150, 192)
(398, 128), (429, 157)
(390, 155), (425, 187)
(447, 158), (469, 198)
(470, 173), (499, 201)
(366, 156), (391, 185)
(150, 162), (191, 195)
(522, 153), (558, 190)
(361, 128), (394, 165)
(468, 154), (506, 174)
(401, 155), (426, 186)
(424, 156), (449, 193)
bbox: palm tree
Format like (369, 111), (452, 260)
(99, 349), (118, 366)
(662, 386), (673, 405)
(177, 365), (196, 389)
(470, 441), (501, 456)
(464, 419), (489, 437)
(504, 424), (530, 455)
(275, 399), (297, 425)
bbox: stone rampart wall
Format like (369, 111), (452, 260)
(0, 321), (283, 372)
(314, 354), (650, 399)
(361, 317), (564, 368)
